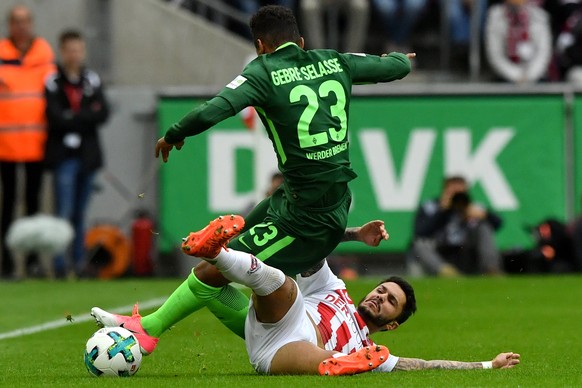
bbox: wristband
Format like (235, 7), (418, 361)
(481, 361), (493, 369)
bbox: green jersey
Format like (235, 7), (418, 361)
(165, 43), (410, 207)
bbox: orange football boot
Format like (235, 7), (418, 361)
(181, 215), (245, 259)
(319, 345), (390, 376)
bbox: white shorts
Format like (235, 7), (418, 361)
(244, 279), (318, 374)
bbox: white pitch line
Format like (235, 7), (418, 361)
(0, 296), (168, 341)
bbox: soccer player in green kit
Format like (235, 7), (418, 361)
(91, 5), (414, 358)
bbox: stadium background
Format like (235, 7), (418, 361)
(1, 1), (582, 385)
(0, 0), (581, 275)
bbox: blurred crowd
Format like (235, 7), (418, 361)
(0, 5), (110, 280)
(2, 1), (582, 281)
(170, 0), (582, 83)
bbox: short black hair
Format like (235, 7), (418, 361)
(59, 29), (83, 47)
(249, 5), (301, 50)
(379, 276), (417, 324)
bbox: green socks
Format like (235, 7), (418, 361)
(140, 270), (250, 339)
(187, 270), (249, 339)
(140, 278), (203, 338)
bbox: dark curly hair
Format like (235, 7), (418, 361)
(249, 5), (301, 50)
(379, 276), (417, 324)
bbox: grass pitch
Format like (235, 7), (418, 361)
(1, 275), (581, 387)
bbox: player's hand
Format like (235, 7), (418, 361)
(358, 220), (389, 246)
(155, 137), (184, 163)
(492, 352), (520, 369)
(381, 52), (416, 60)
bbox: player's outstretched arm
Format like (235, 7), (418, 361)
(346, 52), (412, 85)
(342, 220), (389, 247)
(393, 352), (520, 371)
(155, 96), (236, 162)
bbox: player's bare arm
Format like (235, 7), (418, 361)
(300, 220), (388, 275)
(342, 220), (389, 246)
(156, 94), (240, 163)
(393, 352), (520, 371)
(302, 220), (389, 277)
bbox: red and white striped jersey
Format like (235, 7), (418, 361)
(296, 261), (399, 372)
(297, 261), (375, 354)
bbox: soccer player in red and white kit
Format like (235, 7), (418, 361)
(154, 216), (521, 375)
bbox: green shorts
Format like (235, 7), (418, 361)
(227, 185), (351, 275)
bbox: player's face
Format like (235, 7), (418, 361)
(357, 282), (406, 329)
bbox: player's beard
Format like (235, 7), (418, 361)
(357, 298), (391, 328)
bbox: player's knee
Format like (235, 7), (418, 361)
(194, 261), (229, 287)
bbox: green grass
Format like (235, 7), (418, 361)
(1, 275), (581, 387)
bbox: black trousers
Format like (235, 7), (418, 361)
(0, 161), (43, 276)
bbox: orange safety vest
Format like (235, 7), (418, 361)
(0, 37), (55, 162)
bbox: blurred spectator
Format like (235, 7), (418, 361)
(225, 0), (297, 13)
(373, 0), (428, 53)
(542, 0), (582, 37)
(265, 171), (284, 197)
(44, 30), (109, 278)
(555, 7), (582, 81)
(0, 5), (55, 278)
(169, 1), (297, 39)
(485, 0), (552, 83)
(301, 0), (370, 52)
(225, 0), (260, 15)
(447, 0), (489, 45)
(530, 218), (575, 272)
(410, 176), (503, 276)
(243, 172), (284, 216)
(238, 1), (298, 37)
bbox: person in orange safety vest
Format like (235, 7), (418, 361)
(0, 5), (55, 278)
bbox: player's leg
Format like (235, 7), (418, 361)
(91, 214), (253, 353)
(183, 187), (348, 337)
(196, 245), (390, 376)
(97, 191), (272, 335)
(270, 341), (389, 375)
(178, 188), (349, 337)
(91, 269), (247, 352)
(198, 250), (331, 374)
(197, 247), (287, 316)
(143, 197), (274, 338)
(181, 196), (275, 336)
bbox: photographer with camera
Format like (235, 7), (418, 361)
(410, 176), (504, 276)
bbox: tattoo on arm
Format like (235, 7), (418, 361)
(341, 227), (359, 242)
(394, 358), (483, 371)
(300, 260), (325, 277)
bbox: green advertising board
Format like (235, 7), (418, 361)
(158, 95), (566, 254)
(575, 94), (582, 214)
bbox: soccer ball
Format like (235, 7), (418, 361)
(84, 327), (142, 377)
